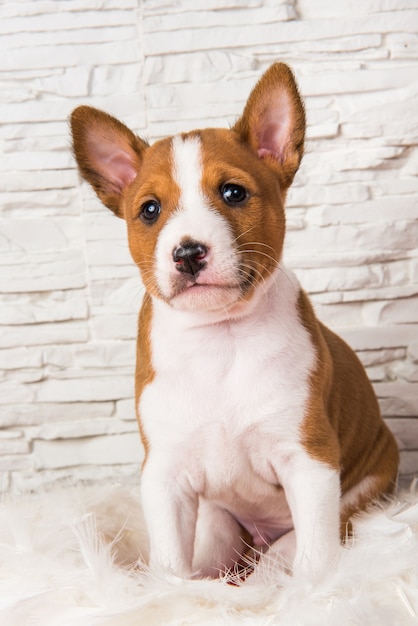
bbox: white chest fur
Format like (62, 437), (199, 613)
(139, 268), (318, 547)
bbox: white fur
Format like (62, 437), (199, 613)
(140, 262), (340, 579)
(1, 482), (418, 625)
(155, 135), (241, 311)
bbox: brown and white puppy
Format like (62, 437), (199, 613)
(71, 63), (399, 581)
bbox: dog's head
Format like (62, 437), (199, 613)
(71, 63), (305, 314)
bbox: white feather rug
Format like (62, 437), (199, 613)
(1, 481), (418, 626)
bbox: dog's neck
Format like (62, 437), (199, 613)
(150, 263), (298, 331)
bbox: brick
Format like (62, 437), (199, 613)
(9, 464), (139, 494)
(0, 402), (114, 427)
(409, 343), (418, 363)
(0, 320), (88, 349)
(0, 472), (11, 492)
(89, 265), (139, 281)
(0, 455), (33, 472)
(339, 325), (418, 351)
(375, 382), (418, 416)
(298, 0), (418, 18)
(389, 361), (418, 383)
(0, 430), (23, 439)
(287, 182), (369, 208)
(307, 145), (404, 172)
(90, 65), (143, 98)
(0, 170), (77, 193)
(1, 96), (146, 127)
(357, 348), (407, 367)
(115, 398), (137, 421)
(285, 221), (418, 264)
(5, 368), (44, 384)
(49, 365), (133, 380)
(91, 315), (137, 341)
(2, 2), (137, 22)
(0, 347), (43, 370)
(315, 302), (362, 327)
(363, 298), (418, 325)
(0, 438), (30, 455)
(2, 41), (139, 72)
(398, 450), (418, 478)
(33, 375), (133, 402)
(337, 89), (418, 127)
(386, 418), (418, 450)
(43, 345), (75, 368)
(26, 417), (137, 441)
(311, 284), (418, 305)
(0, 382), (35, 404)
(143, 13), (418, 55)
(145, 7), (295, 34)
(0, 250), (86, 293)
(33, 432), (143, 469)
(403, 148), (418, 176)
(33, 67), (91, 98)
(1, 190), (81, 216)
(0, 120), (65, 141)
(3, 27), (137, 50)
(0, 291), (88, 325)
(297, 264), (386, 295)
(0, 218), (77, 254)
(144, 51), (256, 86)
(83, 213), (127, 241)
(0, 151), (73, 172)
(287, 34), (383, 54)
(87, 241), (133, 266)
(0, 217), (79, 252)
(387, 33), (418, 58)
(144, 0), (268, 12)
(307, 197), (418, 227)
(90, 277), (144, 311)
(74, 341), (135, 368)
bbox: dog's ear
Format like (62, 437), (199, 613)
(70, 106), (148, 218)
(233, 63), (305, 189)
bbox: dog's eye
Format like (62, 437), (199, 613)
(140, 200), (161, 224)
(220, 183), (248, 206)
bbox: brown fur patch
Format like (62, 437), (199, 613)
(297, 289), (399, 526)
(135, 292), (155, 462)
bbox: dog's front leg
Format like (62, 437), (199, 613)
(279, 453), (341, 581)
(140, 455), (199, 578)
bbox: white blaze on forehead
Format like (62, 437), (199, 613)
(172, 134), (207, 216)
(154, 133), (240, 307)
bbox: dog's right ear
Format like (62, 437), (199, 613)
(70, 106), (148, 218)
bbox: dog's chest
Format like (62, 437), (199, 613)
(140, 280), (316, 473)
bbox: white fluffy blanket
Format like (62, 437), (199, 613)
(1, 481), (418, 626)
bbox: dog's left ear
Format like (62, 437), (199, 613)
(233, 63), (305, 188)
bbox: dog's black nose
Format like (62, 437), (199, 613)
(172, 242), (208, 276)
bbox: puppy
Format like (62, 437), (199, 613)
(71, 63), (399, 581)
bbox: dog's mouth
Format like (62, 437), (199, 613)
(166, 261), (259, 312)
(168, 278), (242, 312)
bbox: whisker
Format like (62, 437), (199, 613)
(238, 263), (270, 298)
(232, 225), (257, 244)
(237, 240), (277, 254)
(236, 248), (279, 266)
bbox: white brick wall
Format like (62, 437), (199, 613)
(1, 0), (417, 492)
